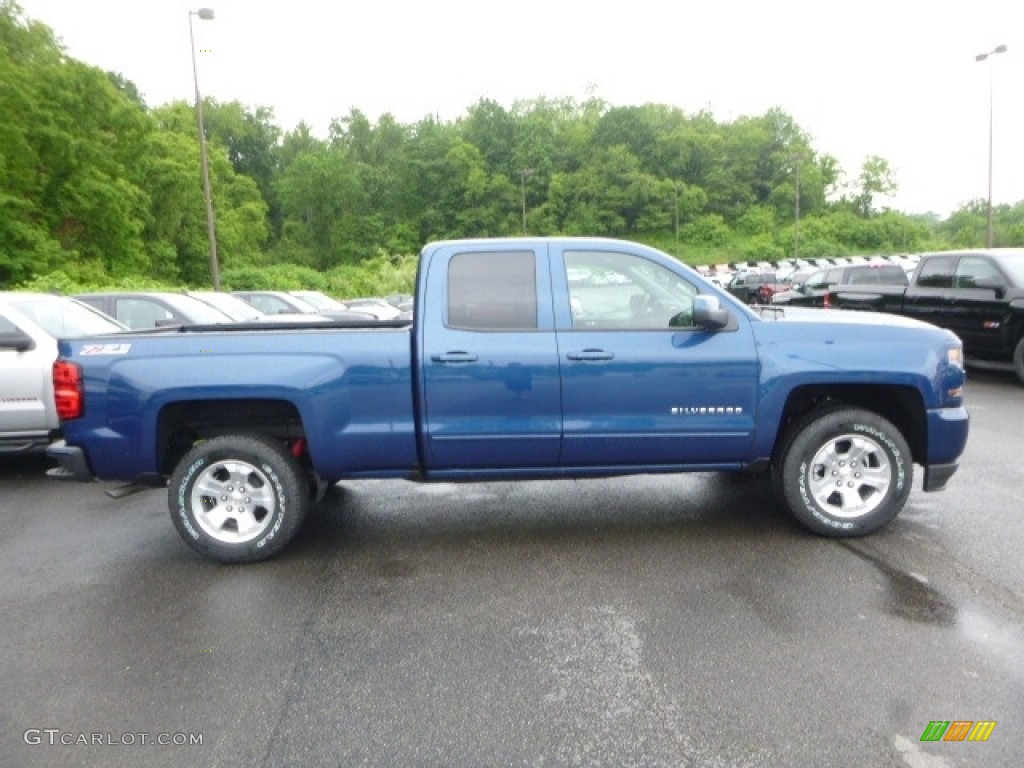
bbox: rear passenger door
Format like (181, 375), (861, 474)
(420, 244), (562, 470)
(904, 255), (957, 327)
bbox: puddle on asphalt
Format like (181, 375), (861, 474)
(843, 542), (1024, 677)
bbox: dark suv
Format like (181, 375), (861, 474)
(771, 263), (908, 307)
(726, 272), (787, 304)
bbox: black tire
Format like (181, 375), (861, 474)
(773, 407), (912, 537)
(1014, 337), (1024, 386)
(168, 434), (309, 563)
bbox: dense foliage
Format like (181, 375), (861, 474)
(3, 1), (1023, 296)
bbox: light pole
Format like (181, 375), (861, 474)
(790, 153), (802, 261)
(189, 7), (220, 289)
(672, 183), (680, 256)
(975, 44), (1007, 248)
(520, 168), (534, 235)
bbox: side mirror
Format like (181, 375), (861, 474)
(0, 329), (36, 351)
(972, 276), (1007, 298)
(693, 295), (730, 330)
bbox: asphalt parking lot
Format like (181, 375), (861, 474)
(2, 370), (1022, 767)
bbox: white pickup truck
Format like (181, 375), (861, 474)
(0, 293), (125, 454)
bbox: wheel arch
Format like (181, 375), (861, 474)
(772, 384), (927, 465)
(157, 398), (307, 477)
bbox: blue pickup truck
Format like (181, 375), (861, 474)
(48, 238), (970, 562)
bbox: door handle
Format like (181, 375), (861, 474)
(431, 351), (479, 363)
(566, 349), (615, 361)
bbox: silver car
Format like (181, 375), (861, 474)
(0, 293), (126, 454)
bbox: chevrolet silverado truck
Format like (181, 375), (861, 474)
(47, 238), (970, 562)
(829, 249), (1024, 383)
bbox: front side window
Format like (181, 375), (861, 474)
(564, 250), (697, 329)
(447, 251), (537, 330)
(0, 315), (19, 334)
(954, 256), (1002, 289)
(803, 270), (827, 290)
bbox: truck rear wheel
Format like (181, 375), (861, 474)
(168, 434), (309, 563)
(773, 407), (912, 537)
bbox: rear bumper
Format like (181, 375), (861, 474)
(45, 440), (94, 482)
(923, 462), (959, 492)
(0, 430), (56, 455)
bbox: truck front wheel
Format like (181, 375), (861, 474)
(774, 407), (913, 537)
(168, 434), (309, 562)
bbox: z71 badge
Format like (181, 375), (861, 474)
(80, 343), (132, 355)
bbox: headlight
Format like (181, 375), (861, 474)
(946, 347), (964, 369)
(944, 345), (965, 401)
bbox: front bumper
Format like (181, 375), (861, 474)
(921, 404), (969, 492)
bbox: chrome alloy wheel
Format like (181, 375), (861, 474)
(190, 459), (277, 544)
(806, 433), (892, 519)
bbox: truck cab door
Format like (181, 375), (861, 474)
(419, 244), (562, 470)
(948, 254), (1015, 359)
(552, 244), (759, 467)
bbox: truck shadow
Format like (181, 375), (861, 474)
(288, 473), (803, 558)
(0, 453), (55, 483)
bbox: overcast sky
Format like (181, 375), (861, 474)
(15, 0), (1024, 218)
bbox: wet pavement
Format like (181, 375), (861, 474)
(2, 370), (1022, 767)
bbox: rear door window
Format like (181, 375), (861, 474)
(447, 251), (538, 330)
(916, 256), (955, 288)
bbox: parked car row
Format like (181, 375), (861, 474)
(66, 290), (411, 331)
(702, 253), (920, 304)
(770, 262), (910, 307)
(1, 289), (414, 454)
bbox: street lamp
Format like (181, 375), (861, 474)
(975, 44), (1008, 248)
(672, 183), (680, 256)
(520, 168), (534, 235)
(790, 153), (803, 261)
(189, 7), (220, 290)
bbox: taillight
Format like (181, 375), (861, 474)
(53, 360), (84, 420)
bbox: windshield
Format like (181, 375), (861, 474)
(992, 253), (1024, 287)
(155, 294), (235, 324)
(190, 292), (266, 321)
(292, 291), (345, 310)
(6, 296), (125, 337)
